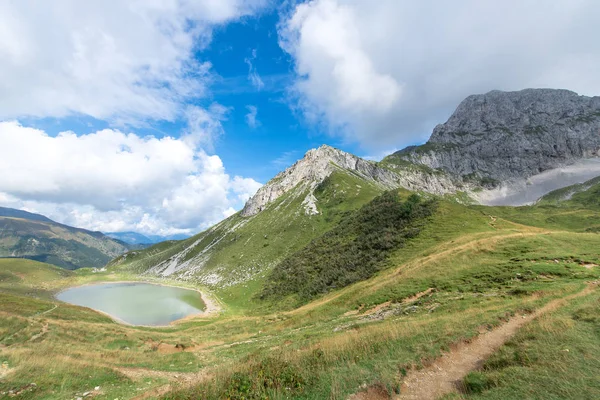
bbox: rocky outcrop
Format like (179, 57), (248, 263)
(396, 89), (600, 183)
(241, 145), (460, 217)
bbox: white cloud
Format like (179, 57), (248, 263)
(0, 1), (269, 235)
(0, 0), (267, 124)
(245, 105), (260, 128)
(244, 48), (265, 90)
(279, 0), (600, 148)
(0, 121), (262, 235)
(184, 104), (230, 151)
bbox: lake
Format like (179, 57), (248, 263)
(56, 282), (206, 326)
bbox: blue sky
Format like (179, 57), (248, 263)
(16, 6), (369, 185)
(199, 9), (332, 182)
(0, 0), (599, 236)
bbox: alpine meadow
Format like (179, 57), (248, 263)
(1, 2), (600, 400)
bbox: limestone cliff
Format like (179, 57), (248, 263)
(395, 89), (600, 184)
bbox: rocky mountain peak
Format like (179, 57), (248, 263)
(430, 88), (596, 144)
(398, 88), (600, 182)
(240, 145), (369, 217)
(241, 144), (460, 217)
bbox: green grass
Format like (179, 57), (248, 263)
(1, 182), (600, 399)
(537, 176), (600, 210)
(457, 289), (600, 399)
(261, 192), (436, 305)
(163, 213), (600, 399)
(111, 169), (384, 311)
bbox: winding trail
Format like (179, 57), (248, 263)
(397, 282), (598, 400)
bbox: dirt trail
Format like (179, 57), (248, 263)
(397, 282), (598, 400)
(28, 322), (49, 342)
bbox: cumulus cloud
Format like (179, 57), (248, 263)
(279, 0), (600, 148)
(0, 0), (267, 124)
(0, 1), (269, 235)
(244, 48), (265, 90)
(245, 105), (260, 128)
(0, 121), (262, 235)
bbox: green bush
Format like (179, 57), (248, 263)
(260, 192), (436, 303)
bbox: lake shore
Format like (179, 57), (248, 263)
(55, 280), (222, 327)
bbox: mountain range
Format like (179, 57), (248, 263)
(110, 88), (600, 302)
(3, 88), (600, 399)
(3, 88), (600, 278)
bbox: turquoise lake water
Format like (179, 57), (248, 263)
(56, 282), (206, 326)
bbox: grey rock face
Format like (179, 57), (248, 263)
(397, 89), (600, 183)
(241, 145), (459, 217)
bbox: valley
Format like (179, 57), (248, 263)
(1, 88), (600, 399)
(1, 190), (599, 399)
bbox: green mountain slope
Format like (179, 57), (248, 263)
(0, 209), (131, 270)
(110, 169), (384, 305)
(261, 191), (436, 306)
(0, 207), (53, 223)
(2, 170), (600, 399)
(109, 145), (468, 307)
(537, 176), (600, 209)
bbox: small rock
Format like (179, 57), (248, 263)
(404, 305), (419, 314)
(94, 386), (100, 391)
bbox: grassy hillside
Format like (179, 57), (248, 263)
(0, 213), (131, 270)
(110, 169), (383, 309)
(537, 175), (600, 209)
(457, 287), (600, 399)
(1, 181), (599, 399)
(0, 258), (72, 299)
(163, 199), (600, 399)
(261, 192), (436, 306)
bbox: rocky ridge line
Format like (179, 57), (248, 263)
(241, 145), (459, 217)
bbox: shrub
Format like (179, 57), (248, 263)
(260, 192), (436, 303)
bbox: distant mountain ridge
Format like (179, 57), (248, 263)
(0, 207), (53, 223)
(0, 207), (131, 269)
(105, 231), (190, 245)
